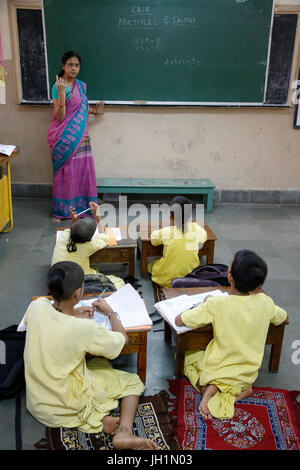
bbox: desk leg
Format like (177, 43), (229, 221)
(141, 246), (148, 277)
(137, 332), (147, 383)
(269, 330), (284, 373)
(164, 321), (172, 345)
(206, 240), (215, 264)
(2, 161), (13, 233)
(175, 341), (185, 378)
(128, 248), (135, 277)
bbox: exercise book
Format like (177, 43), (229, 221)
(18, 285), (152, 332)
(154, 290), (228, 334)
(77, 284), (153, 331)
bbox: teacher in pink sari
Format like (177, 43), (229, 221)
(48, 51), (103, 222)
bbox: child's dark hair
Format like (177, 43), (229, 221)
(57, 50), (81, 78)
(48, 261), (84, 301)
(230, 250), (268, 294)
(67, 217), (97, 253)
(169, 196), (193, 232)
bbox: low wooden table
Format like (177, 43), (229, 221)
(137, 221), (217, 277)
(159, 287), (288, 378)
(32, 293), (151, 383)
(55, 227), (137, 277)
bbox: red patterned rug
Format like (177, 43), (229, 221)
(168, 379), (300, 450)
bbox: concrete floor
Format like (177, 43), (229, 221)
(0, 199), (300, 450)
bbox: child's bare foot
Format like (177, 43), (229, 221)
(112, 427), (159, 450)
(52, 217), (60, 223)
(102, 416), (120, 435)
(235, 387), (252, 402)
(198, 384), (218, 420)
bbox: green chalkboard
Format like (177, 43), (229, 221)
(43, 0), (274, 104)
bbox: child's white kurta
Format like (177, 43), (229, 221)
(182, 293), (287, 419)
(24, 297), (144, 432)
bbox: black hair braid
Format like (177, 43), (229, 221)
(67, 235), (77, 253)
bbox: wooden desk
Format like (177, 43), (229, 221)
(0, 149), (18, 233)
(159, 287), (288, 378)
(32, 293), (151, 383)
(55, 227), (137, 277)
(137, 221), (217, 277)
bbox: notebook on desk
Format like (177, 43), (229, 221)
(154, 290), (228, 334)
(83, 284), (152, 330)
(0, 144), (16, 156)
(18, 284), (152, 332)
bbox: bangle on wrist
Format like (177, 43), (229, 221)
(108, 311), (120, 321)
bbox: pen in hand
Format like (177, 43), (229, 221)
(93, 288), (108, 314)
(97, 288), (107, 302)
(94, 289), (111, 328)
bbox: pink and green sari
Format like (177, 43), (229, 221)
(47, 79), (98, 219)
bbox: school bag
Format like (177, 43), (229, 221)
(0, 324), (26, 400)
(171, 263), (230, 288)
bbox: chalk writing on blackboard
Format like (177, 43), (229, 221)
(118, 17), (157, 28)
(164, 56), (202, 68)
(131, 5), (151, 15)
(163, 16), (197, 27)
(118, 6), (198, 30)
(133, 37), (166, 52)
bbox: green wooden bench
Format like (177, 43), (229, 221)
(96, 177), (214, 211)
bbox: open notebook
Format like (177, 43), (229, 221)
(18, 284), (152, 332)
(154, 290), (228, 334)
(78, 284), (152, 330)
(0, 144), (16, 156)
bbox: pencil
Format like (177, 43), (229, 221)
(77, 207), (92, 216)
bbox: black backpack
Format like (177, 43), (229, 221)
(171, 263), (230, 288)
(0, 325), (26, 450)
(0, 325), (26, 400)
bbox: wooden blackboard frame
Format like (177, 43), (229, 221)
(12, 2), (298, 108)
(265, 14), (298, 106)
(293, 71), (300, 128)
(10, 4), (49, 104)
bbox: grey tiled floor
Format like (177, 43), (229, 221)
(0, 199), (300, 450)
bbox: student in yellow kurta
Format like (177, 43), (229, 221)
(147, 196), (207, 287)
(24, 261), (158, 450)
(175, 249), (288, 421)
(51, 201), (124, 289)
